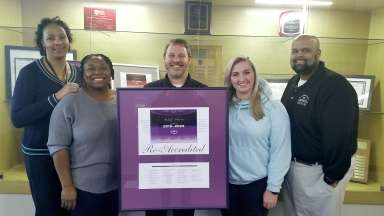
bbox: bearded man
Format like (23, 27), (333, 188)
(281, 35), (359, 216)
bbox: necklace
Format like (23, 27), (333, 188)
(45, 57), (68, 82)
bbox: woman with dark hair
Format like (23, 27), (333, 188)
(221, 57), (291, 216)
(11, 17), (80, 216)
(47, 54), (118, 216)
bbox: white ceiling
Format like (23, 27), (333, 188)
(89, 0), (384, 12)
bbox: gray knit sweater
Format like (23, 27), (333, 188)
(47, 89), (118, 194)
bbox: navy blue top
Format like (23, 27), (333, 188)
(11, 58), (81, 156)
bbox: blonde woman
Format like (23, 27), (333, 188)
(222, 57), (291, 216)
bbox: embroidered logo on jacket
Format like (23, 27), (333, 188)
(297, 94), (310, 106)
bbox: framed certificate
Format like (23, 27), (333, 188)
(112, 63), (159, 89)
(345, 75), (375, 111)
(5, 45), (77, 99)
(267, 75), (375, 111)
(184, 1), (212, 35)
(266, 79), (289, 100)
(117, 88), (228, 211)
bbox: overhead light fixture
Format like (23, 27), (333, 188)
(255, 0), (333, 7)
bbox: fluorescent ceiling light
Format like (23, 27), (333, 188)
(255, 0), (333, 7)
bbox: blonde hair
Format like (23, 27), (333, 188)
(224, 56), (265, 120)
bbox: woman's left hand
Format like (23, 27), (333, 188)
(263, 190), (278, 209)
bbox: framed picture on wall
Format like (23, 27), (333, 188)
(266, 79), (289, 100)
(112, 63), (159, 89)
(184, 1), (212, 35)
(5, 45), (77, 99)
(345, 75), (375, 111)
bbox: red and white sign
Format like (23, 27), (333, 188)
(279, 11), (304, 37)
(84, 7), (116, 31)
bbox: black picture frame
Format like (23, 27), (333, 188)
(184, 1), (212, 35)
(345, 75), (375, 111)
(267, 75), (376, 111)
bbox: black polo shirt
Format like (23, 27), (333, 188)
(145, 74), (207, 88)
(281, 61), (358, 181)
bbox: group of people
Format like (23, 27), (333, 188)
(10, 17), (358, 216)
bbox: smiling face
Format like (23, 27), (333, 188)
(230, 60), (256, 99)
(164, 43), (191, 81)
(83, 56), (112, 90)
(290, 36), (321, 78)
(42, 23), (70, 59)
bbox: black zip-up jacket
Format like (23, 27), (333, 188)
(281, 61), (358, 181)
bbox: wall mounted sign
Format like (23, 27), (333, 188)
(118, 88), (227, 211)
(279, 11), (304, 37)
(184, 1), (212, 35)
(84, 7), (116, 31)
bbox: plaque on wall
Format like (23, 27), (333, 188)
(279, 11), (304, 37)
(84, 7), (116, 31)
(184, 1), (212, 35)
(351, 139), (371, 184)
(189, 45), (222, 86)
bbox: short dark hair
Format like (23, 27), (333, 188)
(163, 38), (192, 58)
(35, 16), (73, 56)
(80, 53), (114, 79)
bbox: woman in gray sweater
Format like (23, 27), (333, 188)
(47, 54), (118, 216)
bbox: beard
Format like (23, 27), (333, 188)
(165, 64), (188, 79)
(291, 60), (318, 76)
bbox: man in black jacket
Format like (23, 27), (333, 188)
(281, 35), (358, 216)
(145, 38), (206, 216)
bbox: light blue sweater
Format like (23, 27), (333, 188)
(228, 93), (291, 193)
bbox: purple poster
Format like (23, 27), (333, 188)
(117, 88), (227, 211)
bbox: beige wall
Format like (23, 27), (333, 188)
(0, 0), (23, 170)
(18, 1), (370, 76)
(361, 7), (384, 185)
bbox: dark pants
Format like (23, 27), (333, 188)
(24, 154), (70, 216)
(221, 177), (268, 216)
(146, 209), (194, 216)
(71, 189), (118, 216)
